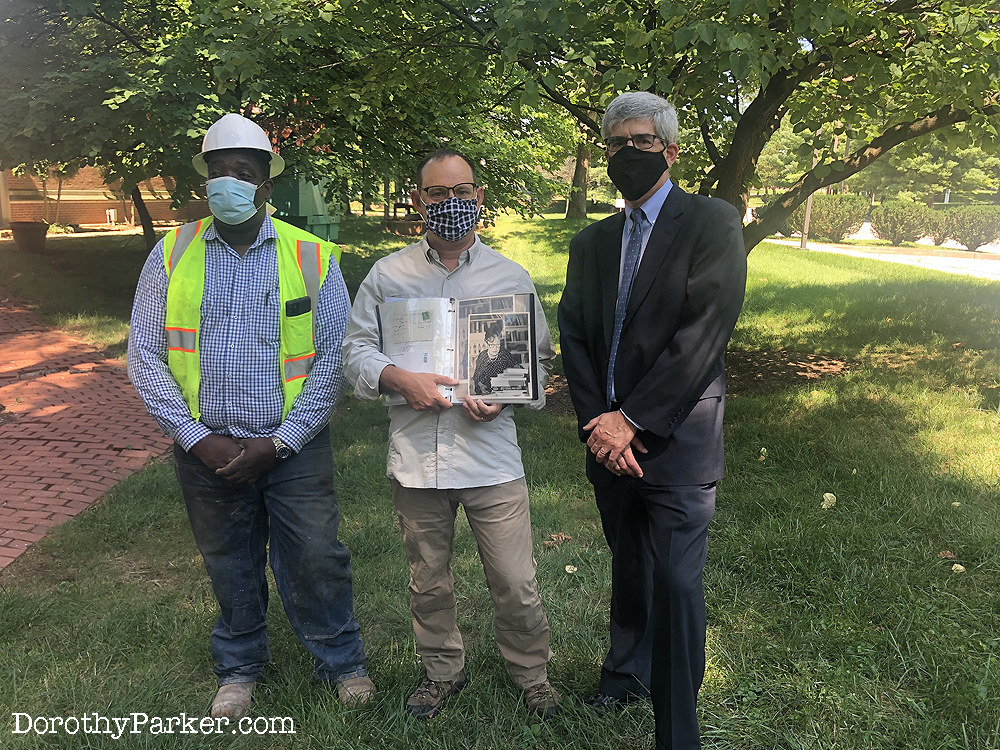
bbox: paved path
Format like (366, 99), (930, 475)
(0, 290), (172, 570)
(770, 239), (1000, 282)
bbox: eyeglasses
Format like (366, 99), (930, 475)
(420, 183), (478, 202)
(604, 134), (663, 154)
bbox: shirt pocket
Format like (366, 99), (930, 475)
(256, 283), (281, 347)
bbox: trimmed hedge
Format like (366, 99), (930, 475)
(946, 205), (1000, 251)
(870, 201), (929, 246)
(926, 211), (950, 246)
(788, 194), (870, 241)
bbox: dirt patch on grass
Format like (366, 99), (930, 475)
(727, 350), (849, 397)
(544, 374), (575, 416)
(546, 350), (850, 416)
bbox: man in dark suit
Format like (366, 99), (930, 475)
(558, 91), (747, 750)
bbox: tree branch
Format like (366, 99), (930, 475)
(712, 59), (829, 214)
(90, 11), (151, 55)
(698, 166), (720, 196)
(699, 110), (722, 166)
(536, 79), (602, 139)
(743, 103), (999, 251)
(426, 0), (491, 38)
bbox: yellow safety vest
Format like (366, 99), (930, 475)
(162, 216), (341, 420)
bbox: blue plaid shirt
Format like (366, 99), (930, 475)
(127, 216), (349, 453)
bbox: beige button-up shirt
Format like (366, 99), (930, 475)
(343, 235), (555, 489)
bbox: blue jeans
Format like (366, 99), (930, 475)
(173, 426), (367, 685)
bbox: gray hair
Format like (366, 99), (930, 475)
(601, 92), (679, 145)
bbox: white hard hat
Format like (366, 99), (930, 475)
(192, 113), (285, 179)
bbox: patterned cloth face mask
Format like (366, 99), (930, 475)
(206, 176), (262, 225)
(423, 196), (480, 242)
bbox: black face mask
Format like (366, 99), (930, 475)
(607, 145), (668, 201)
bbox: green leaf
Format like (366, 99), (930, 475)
(674, 26), (696, 48)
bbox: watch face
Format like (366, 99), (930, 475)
(273, 438), (292, 459)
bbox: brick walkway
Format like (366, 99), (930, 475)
(0, 290), (172, 570)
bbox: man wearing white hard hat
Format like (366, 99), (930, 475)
(128, 113), (372, 719)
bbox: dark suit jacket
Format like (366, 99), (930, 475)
(558, 184), (747, 488)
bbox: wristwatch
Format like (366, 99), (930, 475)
(271, 436), (293, 459)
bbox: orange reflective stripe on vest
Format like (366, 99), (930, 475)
(283, 352), (315, 382)
(165, 327), (197, 353)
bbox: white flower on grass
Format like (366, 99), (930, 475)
(952, 502), (962, 509)
(565, 565), (577, 574)
(821, 493), (837, 510)
(952, 564), (966, 574)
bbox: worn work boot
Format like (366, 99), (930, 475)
(210, 682), (255, 720)
(523, 680), (562, 719)
(336, 675), (377, 705)
(405, 671), (469, 720)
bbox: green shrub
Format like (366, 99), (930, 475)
(787, 194), (870, 241)
(926, 210), (951, 246)
(870, 201), (928, 246)
(946, 205), (1000, 251)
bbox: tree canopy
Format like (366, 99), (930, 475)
(418, 0), (999, 250)
(0, 0), (576, 242)
(2, 0), (997, 252)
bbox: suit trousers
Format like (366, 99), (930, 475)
(391, 477), (551, 689)
(595, 477), (716, 750)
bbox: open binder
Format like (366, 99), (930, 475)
(376, 293), (539, 405)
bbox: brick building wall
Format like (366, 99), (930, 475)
(6, 167), (206, 225)
(10, 199), (209, 224)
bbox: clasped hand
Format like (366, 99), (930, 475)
(584, 410), (647, 478)
(190, 434), (279, 484)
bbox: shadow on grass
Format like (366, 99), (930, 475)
(2, 365), (998, 748)
(1, 220), (999, 747)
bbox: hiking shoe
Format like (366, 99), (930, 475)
(405, 671), (468, 720)
(336, 675), (376, 705)
(524, 680), (562, 719)
(211, 682), (255, 720)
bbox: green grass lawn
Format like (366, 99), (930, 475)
(2, 215), (999, 749)
(0, 230), (159, 357)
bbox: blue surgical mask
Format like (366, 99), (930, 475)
(206, 176), (262, 225)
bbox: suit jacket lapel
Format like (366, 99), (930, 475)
(597, 212), (626, 352)
(623, 185), (686, 328)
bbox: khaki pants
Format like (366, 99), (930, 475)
(391, 477), (551, 689)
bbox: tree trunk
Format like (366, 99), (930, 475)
(131, 186), (156, 251)
(54, 176), (64, 223)
(565, 142), (590, 219)
(41, 176), (50, 223)
(383, 177), (391, 222)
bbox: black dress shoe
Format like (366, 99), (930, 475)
(583, 693), (644, 715)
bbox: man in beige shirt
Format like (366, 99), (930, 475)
(343, 148), (560, 720)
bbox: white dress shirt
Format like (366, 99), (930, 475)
(343, 235), (555, 489)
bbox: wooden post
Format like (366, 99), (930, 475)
(799, 136), (821, 250)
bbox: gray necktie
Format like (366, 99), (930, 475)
(607, 208), (645, 406)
